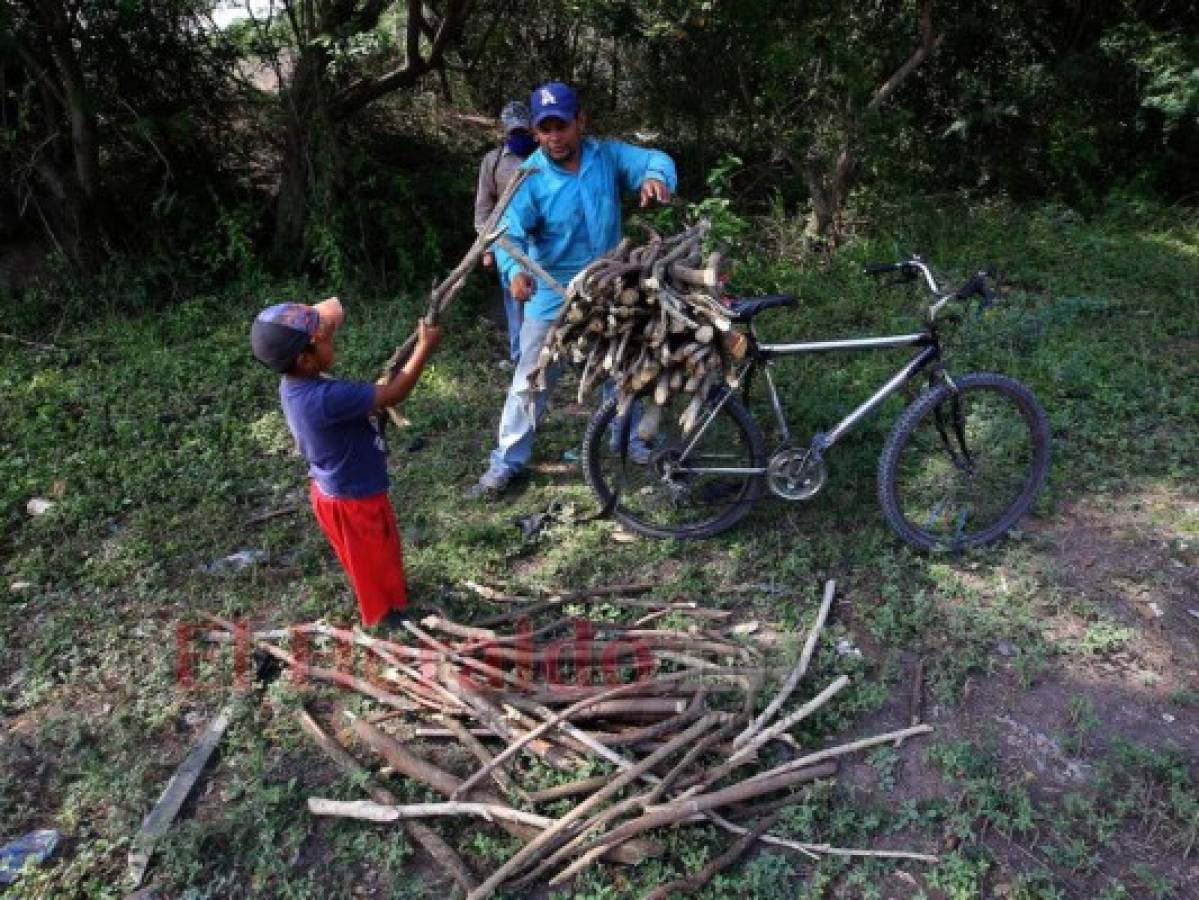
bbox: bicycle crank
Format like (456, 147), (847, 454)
(766, 449), (827, 500)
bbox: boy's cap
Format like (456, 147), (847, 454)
(530, 81), (578, 127)
(250, 298), (344, 373)
(500, 100), (531, 133)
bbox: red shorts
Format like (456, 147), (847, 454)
(310, 482), (408, 626)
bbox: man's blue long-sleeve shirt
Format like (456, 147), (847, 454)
(496, 137), (677, 321)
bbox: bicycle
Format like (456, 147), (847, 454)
(581, 257), (1051, 550)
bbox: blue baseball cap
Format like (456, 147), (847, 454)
(530, 81), (579, 127)
(250, 298), (344, 372)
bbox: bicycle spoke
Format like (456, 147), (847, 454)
(584, 386), (764, 539)
(881, 374), (1050, 551)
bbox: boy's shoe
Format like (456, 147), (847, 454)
(382, 609), (409, 629)
(367, 609), (409, 636)
(373, 599), (451, 635)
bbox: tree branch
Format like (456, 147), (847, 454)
(330, 0), (472, 119)
(866, 0), (942, 112)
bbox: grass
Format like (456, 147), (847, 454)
(1, 196), (1196, 897)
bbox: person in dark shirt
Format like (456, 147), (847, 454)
(475, 100), (536, 366)
(250, 298), (440, 627)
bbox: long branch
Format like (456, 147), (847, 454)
(308, 798), (553, 828)
(734, 578), (835, 749)
(294, 708), (478, 894)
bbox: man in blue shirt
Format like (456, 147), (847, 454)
(469, 81), (677, 498)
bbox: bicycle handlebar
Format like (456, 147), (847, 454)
(862, 257), (997, 318)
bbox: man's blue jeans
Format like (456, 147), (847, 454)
(502, 286), (524, 363)
(482, 316), (645, 485)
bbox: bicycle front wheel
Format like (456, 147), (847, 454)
(878, 373), (1051, 551)
(582, 385), (766, 540)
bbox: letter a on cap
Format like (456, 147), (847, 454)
(540, 88), (556, 105)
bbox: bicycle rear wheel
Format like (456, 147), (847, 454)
(877, 372), (1051, 551)
(582, 386), (766, 540)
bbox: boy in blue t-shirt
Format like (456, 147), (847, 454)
(250, 298), (441, 627)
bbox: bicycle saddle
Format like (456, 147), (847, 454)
(727, 294), (797, 322)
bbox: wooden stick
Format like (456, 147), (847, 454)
(401, 620), (522, 696)
(439, 677), (577, 771)
(476, 601), (560, 627)
(580, 763), (838, 856)
(526, 775), (612, 804)
(533, 721), (741, 888)
(500, 693), (682, 769)
(465, 715), (720, 899)
(299, 623), (466, 712)
(432, 167), (533, 311)
(450, 671), (700, 801)
(462, 580), (531, 602)
(737, 724), (934, 786)
(515, 694), (717, 886)
(482, 618), (573, 647)
(128, 700), (236, 887)
(379, 168), (534, 384)
(733, 579), (835, 750)
(500, 703), (593, 757)
(345, 715), (660, 867)
(409, 726), (494, 739)
(568, 698), (686, 719)
(582, 706), (705, 747)
(200, 614), (420, 713)
(464, 581), (655, 604)
(643, 812), (783, 900)
(294, 709), (478, 895)
(507, 691), (818, 868)
(308, 798), (553, 829)
(551, 583), (658, 600)
(802, 845), (939, 863)
(438, 715), (532, 804)
(419, 616), (497, 642)
(632, 608), (674, 627)
(495, 235), (568, 296)
(728, 675), (850, 765)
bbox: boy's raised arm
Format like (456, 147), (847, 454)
(373, 320), (441, 411)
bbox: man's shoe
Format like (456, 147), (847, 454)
(466, 472), (509, 501)
(610, 438), (653, 465)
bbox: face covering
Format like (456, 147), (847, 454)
(506, 131), (538, 158)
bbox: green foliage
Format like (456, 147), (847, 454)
(1101, 24), (1199, 127)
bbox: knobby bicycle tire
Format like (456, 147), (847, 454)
(582, 386), (767, 540)
(877, 372), (1051, 551)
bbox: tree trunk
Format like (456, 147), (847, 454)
(274, 46), (333, 261)
(804, 0), (941, 240)
(28, 0), (104, 266)
(803, 148), (854, 243)
(271, 0), (472, 263)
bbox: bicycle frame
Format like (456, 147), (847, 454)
(674, 329), (943, 476)
(757, 332), (942, 452)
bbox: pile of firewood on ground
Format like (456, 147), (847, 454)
(204, 581), (935, 898)
(527, 220), (749, 436)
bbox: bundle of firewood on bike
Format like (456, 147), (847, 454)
(527, 219), (747, 437)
